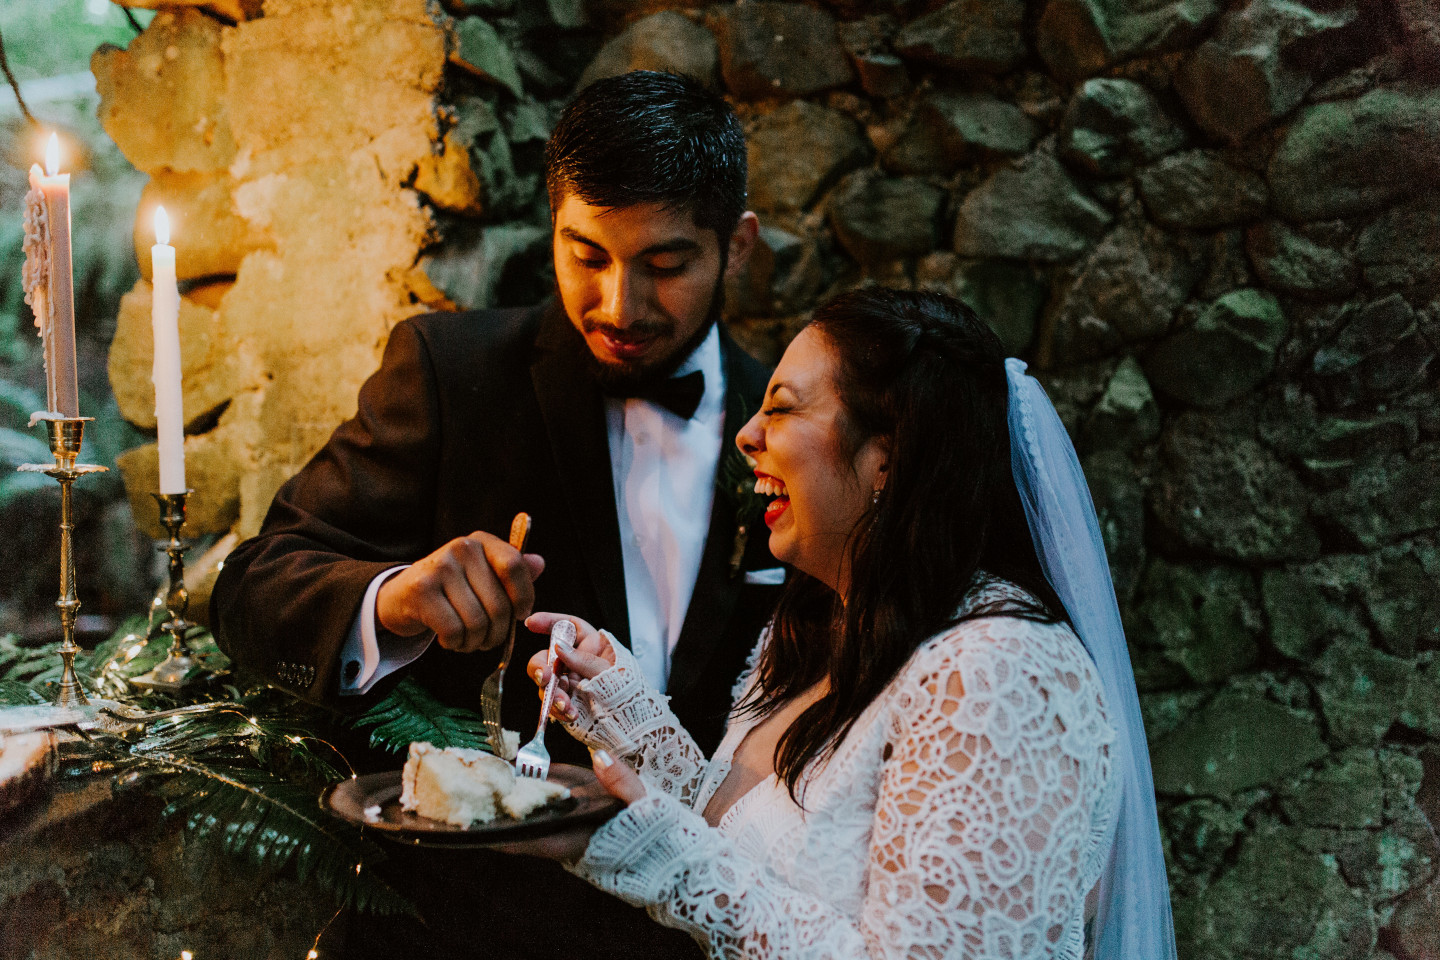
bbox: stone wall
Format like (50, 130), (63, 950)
(99, 1), (1439, 956)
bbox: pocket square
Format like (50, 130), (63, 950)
(744, 567), (786, 586)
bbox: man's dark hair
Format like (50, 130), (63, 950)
(545, 71), (748, 240)
(739, 287), (1068, 804)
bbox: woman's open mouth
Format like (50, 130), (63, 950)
(755, 475), (790, 527)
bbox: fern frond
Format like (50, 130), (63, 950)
(138, 751), (416, 917)
(351, 677), (492, 754)
(0, 679), (46, 705)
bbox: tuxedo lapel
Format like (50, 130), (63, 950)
(666, 331), (769, 702)
(530, 303), (630, 646)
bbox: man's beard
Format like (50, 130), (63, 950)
(578, 267), (727, 393)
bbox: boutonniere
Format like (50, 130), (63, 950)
(717, 440), (769, 577)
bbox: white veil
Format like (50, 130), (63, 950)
(1005, 358), (1178, 960)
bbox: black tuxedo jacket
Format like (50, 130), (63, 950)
(211, 300), (781, 764)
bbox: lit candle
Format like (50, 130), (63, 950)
(22, 134), (80, 418)
(151, 206), (185, 494)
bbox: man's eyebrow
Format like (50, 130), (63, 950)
(559, 227), (603, 249)
(557, 228), (701, 259)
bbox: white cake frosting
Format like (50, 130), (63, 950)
(400, 741), (569, 827)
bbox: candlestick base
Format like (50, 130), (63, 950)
(130, 491), (200, 695)
(19, 416), (107, 708)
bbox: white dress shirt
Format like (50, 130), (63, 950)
(339, 325), (726, 696)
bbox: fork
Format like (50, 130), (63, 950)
(480, 512), (531, 761)
(514, 618), (575, 779)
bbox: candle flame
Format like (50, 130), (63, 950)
(155, 206), (171, 245)
(45, 134), (60, 176)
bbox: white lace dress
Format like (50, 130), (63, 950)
(562, 577), (1120, 959)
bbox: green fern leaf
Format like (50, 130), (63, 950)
(140, 752), (416, 917)
(351, 676), (492, 754)
(0, 679), (46, 705)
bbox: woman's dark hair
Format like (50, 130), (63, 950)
(545, 71), (747, 241)
(742, 287), (1068, 802)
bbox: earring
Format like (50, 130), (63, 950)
(871, 488), (881, 506)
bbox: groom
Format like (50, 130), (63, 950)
(211, 72), (779, 957)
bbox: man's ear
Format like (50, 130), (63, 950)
(724, 211), (760, 277)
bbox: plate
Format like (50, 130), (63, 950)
(321, 763), (623, 847)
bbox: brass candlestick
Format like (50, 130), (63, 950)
(130, 491), (197, 694)
(16, 417), (108, 708)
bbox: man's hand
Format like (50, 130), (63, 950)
(376, 532), (545, 653)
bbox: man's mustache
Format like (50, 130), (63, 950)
(582, 319), (671, 340)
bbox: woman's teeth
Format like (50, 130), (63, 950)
(754, 476), (788, 498)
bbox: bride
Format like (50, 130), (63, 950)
(520, 287), (1176, 960)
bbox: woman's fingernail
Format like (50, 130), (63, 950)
(593, 749), (613, 769)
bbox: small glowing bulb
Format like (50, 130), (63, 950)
(308, 952), (319, 960)
(288, 735), (303, 744)
(45, 134), (59, 176)
(155, 206), (170, 246)
(355, 863), (362, 875)
(127, 644), (144, 658)
(216, 560), (225, 571)
(181, 951), (193, 960)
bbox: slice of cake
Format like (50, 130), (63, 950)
(399, 742), (569, 827)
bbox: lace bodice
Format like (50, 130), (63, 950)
(563, 577), (1119, 959)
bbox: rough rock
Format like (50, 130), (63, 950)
(853, 54), (910, 99)
(1356, 191), (1440, 288)
(828, 170), (945, 268)
(1081, 451), (1147, 602)
(1175, 0), (1360, 144)
(1313, 639), (1417, 747)
(1314, 447), (1440, 550)
(1269, 87), (1440, 221)
(1176, 825), (1377, 960)
(412, 130), (484, 216)
(1037, 0), (1220, 81)
(1048, 218), (1207, 361)
(1143, 288), (1287, 408)
(1311, 411), (1419, 463)
(711, 3), (853, 101)
(1058, 77), (1188, 176)
(931, 258), (1047, 354)
(578, 11), (719, 89)
(1137, 150), (1268, 229)
(1312, 295), (1435, 409)
(92, 9), (237, 174)
(892, 0), (1026, 74)
(747, 101), (871, 212)
(422, 222), (549, 312)
(1280, 749), (1384, 829)
(953, 151), (1112, 263)
(1149, 411), (1320, 561)
(1388, 878), (1440, 960)
(114, 0), (262, 20)
(1152, 692), (1327, 795)
(1304, 812), (1440, 905)
(134, 172), (263, 282)
(883, 91), (1038, 175)
(451, 17), (524, 98)
(761, 226), (827, 316)
(1260, 559), (1369, 661)
(1130, 559), (1261, 685)
(109, 281), (238, 435)
(1246, 220), (1358, 300)
(1164, 797), (1251, 874)
(1365, 544), (1440, 657)
(1083, 355), (1161, 452)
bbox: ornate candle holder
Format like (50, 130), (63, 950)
(130, 491), (197, 694)
(17, 417), (108, 708)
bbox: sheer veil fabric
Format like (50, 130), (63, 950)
(1005, 358), (1179, 960)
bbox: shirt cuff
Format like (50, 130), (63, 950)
(338, 565), (431, 695)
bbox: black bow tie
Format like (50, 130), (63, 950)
(605, 370), (705, 419)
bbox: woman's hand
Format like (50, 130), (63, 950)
(491, 749), (647, 862)
(523, 613), (616, 721)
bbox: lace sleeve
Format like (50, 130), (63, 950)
(560, 631), (710, 806)
(571, 620), (1115, 959)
